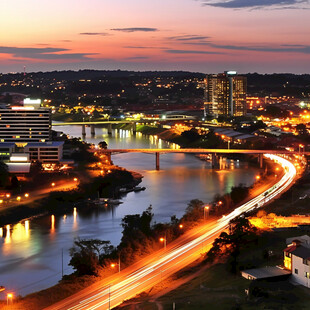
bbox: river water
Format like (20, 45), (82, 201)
(0, 125), (258, 297)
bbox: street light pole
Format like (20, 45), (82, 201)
(204, 205), (209, 221)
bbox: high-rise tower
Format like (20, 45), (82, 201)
(204, 71), (247, 118)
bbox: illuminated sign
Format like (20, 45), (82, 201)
(10, 154), (29, 162)
(24, 98), (41, 105)
(226, 71), (237, 75)
(11, 106), (35, 111)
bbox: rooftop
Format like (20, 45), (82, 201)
(242, 266), (291, 280)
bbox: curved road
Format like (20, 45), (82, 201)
(45, 154), (297, 310)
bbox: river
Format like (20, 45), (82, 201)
(0, 125), (259, 297)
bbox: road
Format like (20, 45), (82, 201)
(0, 179), (79, 213)
(45, 154), (297, 310)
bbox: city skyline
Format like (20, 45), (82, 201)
(1, 0), (310, 74)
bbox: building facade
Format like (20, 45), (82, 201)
(0, 106), (51, 143)
(284, 237), (310, 288)
(24, 141), (63, 163)
(204, 71), (247, 118)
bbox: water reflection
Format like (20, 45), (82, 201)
(0, 126), (259, 297)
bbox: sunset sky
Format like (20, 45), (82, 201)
(1, 0), (310, 73)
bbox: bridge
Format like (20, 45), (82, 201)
(101, 148), (302, 170)
(52, 117), (195, 136)
(53, 120), (145, 136)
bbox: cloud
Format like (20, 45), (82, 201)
(165, 49), (223, 54)
(110, 27), (158, 33)
(168, 35), (210, 41)
(210, 43), (310, 54)
(182, 41), (310, 54)
(124, 56), (149, 60)
(201, 0), (309, 9)
(80, 32), (110, 36)
(0, 46), (96, 60)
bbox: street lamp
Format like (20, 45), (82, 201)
(24, 193), (29, 198)
(256, 175), (261, 181)
(110, 256), (121, 273)
(160, 235), (166, 250)
(51, 182), (55, 188)
(73, 178), (78, 182)
(227, 140), (231, 150)
(179, 224), (184, 229)
(299, 144), (304, 155)
(7, 293), (13, 305)
(204, 205), (209, 221)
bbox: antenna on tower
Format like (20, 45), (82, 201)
(23, 66), (26, 76)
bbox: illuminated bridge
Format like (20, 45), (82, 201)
(52, 118), (194, 136)
(102, 148), (301, 170)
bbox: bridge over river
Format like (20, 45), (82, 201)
(101, 148), (302, 170)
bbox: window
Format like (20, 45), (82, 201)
(305, 272), (310, 278)
(303, 259), (309, 265)
(295, 268), (298, 274)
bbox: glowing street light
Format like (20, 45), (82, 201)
(16, 196), (21, 201)
(256, 175), (261, 181)
(73, 178), (78, 182)
(24, 193), (29, 198)
(160, 235), (167, 250)
(51, 182), (55, 188)
(299, 144), (304, 155)
(204, 205), (209, 221)
(179, 224), (184, 229)
(7, 293), (13, 305)
(110, 256), (121, 273)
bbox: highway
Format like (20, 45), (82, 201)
(45, 154), (297, 310)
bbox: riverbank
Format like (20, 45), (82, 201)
(0, 162), (281, 309)
(0, 166), (142, 227)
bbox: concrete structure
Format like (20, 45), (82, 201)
(204, 71), (247, 117)
(0, 106), (51, 143)
(24, 141), (64, 163)
(284, 237), (310, 287)
(241, 266), (291, 281)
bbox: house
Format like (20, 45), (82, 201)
(284, 236), (310, 287)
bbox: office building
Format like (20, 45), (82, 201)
(24, 141), (64, 163)
(0, 104), (51, 143)
(204, 71), (247, 117)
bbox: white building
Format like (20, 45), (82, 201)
(24, 141), (64, 163)
(284, 236), (310, 287)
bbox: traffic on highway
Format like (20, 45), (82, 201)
(45, 154), (297, 310)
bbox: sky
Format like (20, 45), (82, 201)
(0, 0), (310, 74)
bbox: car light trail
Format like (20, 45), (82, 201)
(45, 154), (297, 310)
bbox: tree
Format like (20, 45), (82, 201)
(69, 239), (114, 276)
(98, 141), (108, 149)
(0, 161), (9, 188)
(182, 199), (204, 222)
(10, 175), (19, 190)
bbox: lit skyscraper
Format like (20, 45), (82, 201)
(204, 71), (247, 118)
